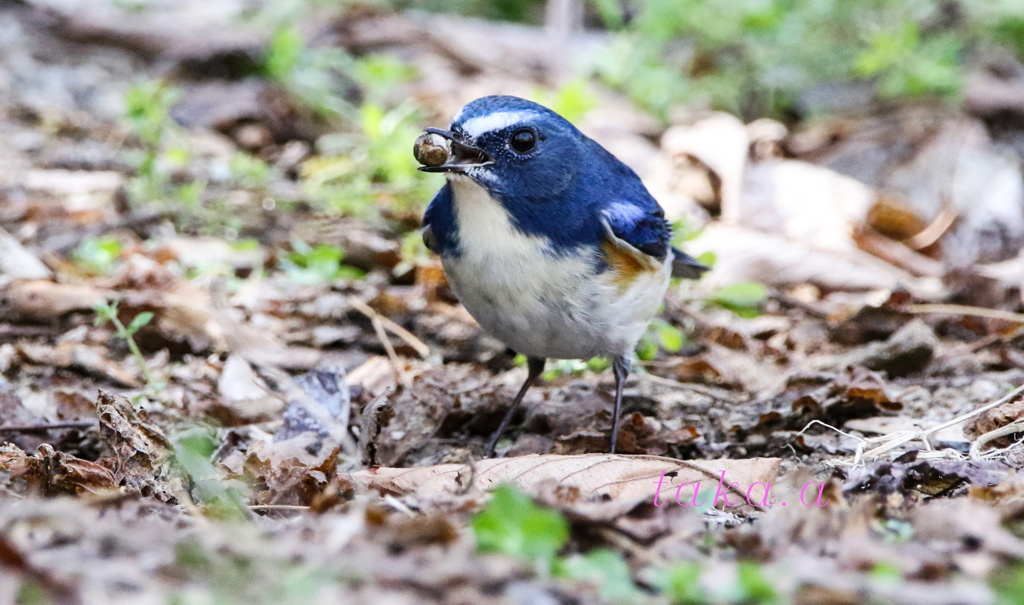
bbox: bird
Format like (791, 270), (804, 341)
(417, 95), (708, 456)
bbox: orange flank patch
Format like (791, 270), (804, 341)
(601, 238), (658, 292)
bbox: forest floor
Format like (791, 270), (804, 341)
(1, 2), (1024, 604)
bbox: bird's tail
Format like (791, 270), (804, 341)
(670, 246), (710, 279)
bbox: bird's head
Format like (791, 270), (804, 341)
(418, 96), (585, 200)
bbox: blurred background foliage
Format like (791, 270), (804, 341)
(594, 0), (1023, 119)
(119, 0), (1024, 228)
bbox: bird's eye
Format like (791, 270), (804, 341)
(509, 129), (536, 154)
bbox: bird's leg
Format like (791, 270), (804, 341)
(610, 356), (631, 454)
(485, 356), (546, 457)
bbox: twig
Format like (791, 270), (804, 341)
(0, 420), (96, 433)
(799, 419), (908, 467)
(976, 433), (1024, 461)
(856, 383), (1024, 462)
(370, 314), (411, 387)
(906, 303), (1024, 324)
(383, 494), (417, 517)
(903, 204), (957, 250)
(347, 296), (430, 358)
(970, 418), (1024, 459)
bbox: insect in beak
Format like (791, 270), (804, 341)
(416, 127), (494, 173)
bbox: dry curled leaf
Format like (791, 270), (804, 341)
(346, 454), (781, 510)
(95, 390), (175, 500)
(35, 444), (118, 496)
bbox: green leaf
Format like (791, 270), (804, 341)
(264, 26), (304, 81)
(171, 428), (249, 521)
(73, 236), (123, 274)
(550, 79), (597, 124)
(635, 332), (659, 361)
(992, 563), (1024, 605)
(558, 549), (644, 604)
(651, 319), (686, 352)
(126, 311), (154, 335)
(708, 281), (767, 318)
(282, 241), (361, 284)
(652, 562), (705, 605)
(93, 300), (118, 326)
(870, 561), (902, 581)
(472, 485), (569, 563)
(16, 580), (49, 605)
(543, 359), (589, 380)
(736, 562), (777, 604)
(586, 357), (612, 373)
(696, 251), (716, 267)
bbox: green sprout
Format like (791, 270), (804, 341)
(472, 484), (569, 572)
(171, 427), (250, 521)
(556, 548), (644, 604)
(652, 561), (778, 605)
(705, 281), (768, 319)
(73, 236), (123, 275)
(637, 318), (687, 361)
(93, 299), (161, 395)
(280, 240), (364, 285)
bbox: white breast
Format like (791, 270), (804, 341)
(441, 177), (670, 360)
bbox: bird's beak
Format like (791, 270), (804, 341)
(417, 128), (494, 173)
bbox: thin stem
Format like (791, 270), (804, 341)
(112, 316), (155, 388)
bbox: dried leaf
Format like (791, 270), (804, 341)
(347, 454), (781, 509)
(95, 390), (175, 500)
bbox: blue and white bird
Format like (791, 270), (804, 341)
(418, 95), (708, 455)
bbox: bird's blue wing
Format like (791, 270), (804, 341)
(600, 201), (671, 261)
(600, 201), (709, 279)
(422, 183), (457, 254)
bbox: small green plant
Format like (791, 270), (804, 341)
(121, 80), (223, 230)
(93, 300), (161, 395)
(654, 562), (704, 605)
(992, 563), (1024, 605)
(171, 538), (328, 604)
(280, 240), (364, 285)
(259, 24), (436, 219)
(534, 357), (611, 380)
(592, 0), (1020, 119)
(652, 561), (778, 605)
(854, 22), (962, 99)
(124, 80), (180, 161)
(735, 562), (778, 604)
(227, 151), (272, 189)
(302, 101), (438, 216)
(556, 548), (645, 604)
(637, 318), (687, 361)
(352, 54), (419, 106)
(263, 25), (357, 121)
(472, 484), (569, 571)
(73, 236), (123, 275)
(122, 80), (187, 203)
(532, 78), (598, 124)
(15, 580), (48, 605)
(171, 427), (250, 521)
(705, 281), (767, 319)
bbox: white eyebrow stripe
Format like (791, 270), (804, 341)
(458, 111), (537, 138)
